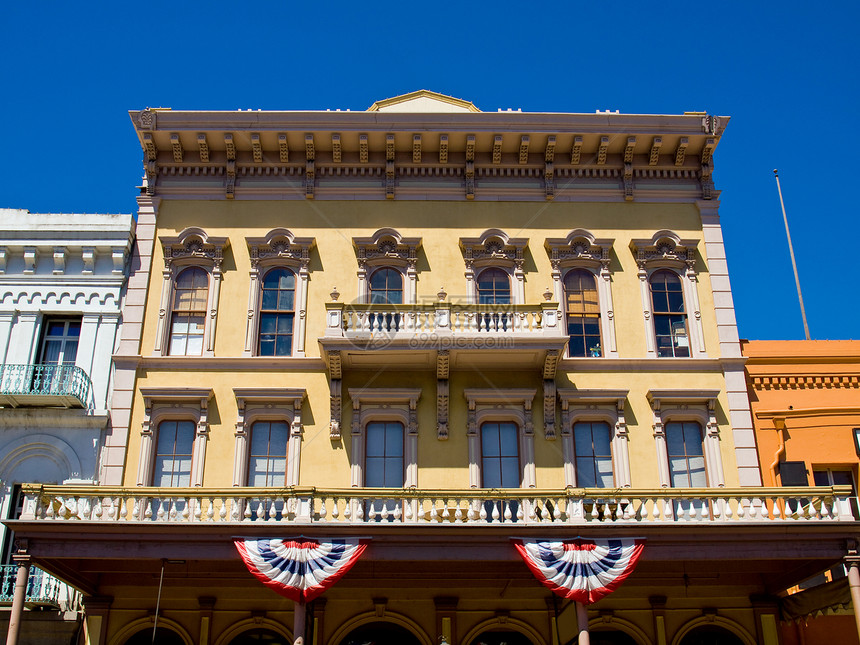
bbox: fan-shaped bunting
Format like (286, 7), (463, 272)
(513, 538), (644, 604)
(234, 538), (368, 603)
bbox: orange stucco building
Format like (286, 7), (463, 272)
(743, 339), (860, 645)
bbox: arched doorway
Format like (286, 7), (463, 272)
(123, 627), (186, 645)
(338, 622), (422, 645)
(678, 625), (745, 645)
(470, 631), (534, 645)
(227, 628), (290, 645)
(589, 630), (639, 645)
(566, 630), (638, 645)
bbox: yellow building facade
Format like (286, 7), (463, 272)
(9, 92), (859, 645)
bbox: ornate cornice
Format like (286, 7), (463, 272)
(750, 374), (860, 390)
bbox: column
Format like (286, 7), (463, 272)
(4, 554), (30, 645)
(90, 314), (119, 411)
(750, 594), (780, 645)
(0, 312), (16, 363)
(7, 312), (38, 364)
(198, 596), (215, 645)
(649, 596), (667, 645)
(435, 597), (458, 645)
(846, 558), (860, 643)
(81, 596), (113, 645)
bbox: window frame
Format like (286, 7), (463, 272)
(244, 230), (315, 358)
(353, 229), (422, 305)
(136, 388), (213, 487)
(631, 232), (705, 358)
(155, 229), (228, 358)
(479, 420), (522, 488)
(460, 230), (528, 305)
(664, 420), (708, 488)
(647, 389), (724, 489)
(465, 389), (536, 489)
(558, 389), (630, 488)
(649, 269), (690, 359)
(572, 420), (615, 488)
(563, 268), (602, 358)
(151, 419), (196, 488)
(232, 388), (306, 488)
(545, 231), (617, 358)
(167, 266), (209, 357)
(38, 317), (82, 366)
(257, 267), (297, 357)
(364, 420), (406, 488)
(348, 388), (421, 490)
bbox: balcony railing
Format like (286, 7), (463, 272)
(0, 364), (92, 408)
(0, 564), (80, 608)
(325, 302), (564, 343)
(19, 484), (857, 525)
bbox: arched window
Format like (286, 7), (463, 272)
(650, 270), (689, 358)
(169, 267), (208, 356)
(481, 422), (519, 487)
(258, 268), (296, 356)
(124, 627), (186, 645)
(369, 268), (403, 304)
(678, 625), (745, 645)
(666, 421), (706, 487)
(573, 421), (613, 488)
(153, 420), (195, 487)
(248, 421), (289, 486)
(564, 270), (601, 357)
(476, 269), (511, 305)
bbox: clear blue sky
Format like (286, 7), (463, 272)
(1, 1), (856, 340)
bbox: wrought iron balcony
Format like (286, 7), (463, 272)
(19, 484), (857, 525)
(0, 364), (92, 408)
(0, 564), (79, 608)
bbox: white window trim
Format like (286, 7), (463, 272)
(353, 229), (422, 304)
(631, 231), (705, 358)
(232, 388), (307, 487)
(546, 230), (617, 357)
(244, 230), (315, 357)
(348, 388), (421, 488)
(465, 389), (536, 488)
(460, 229), (528, 305)
(137, 387), (213, 487)
(155, 228), (229, 357)
(557, 389), (630, 488)
(647, 389), (723, 488)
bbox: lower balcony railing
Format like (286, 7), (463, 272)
(19, 484), (857, 525)
(0, 564), (80, 608)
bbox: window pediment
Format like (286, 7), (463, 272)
(160, 227), (229, 270)
(246, 229), (315, 270)
(460, 229), (528, 270)
(545, 230), (612, 270)
(630, 231), (697, 272)
(353, 228), (422, 269)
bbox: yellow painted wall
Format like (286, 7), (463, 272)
(123, 199), (738, 490)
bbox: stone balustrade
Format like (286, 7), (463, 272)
(19, 484), (856, 525)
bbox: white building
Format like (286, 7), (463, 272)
(0, 209), (133, 641)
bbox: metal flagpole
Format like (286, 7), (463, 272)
(773, 169), (811, 340)
(152, 560), (165, 645)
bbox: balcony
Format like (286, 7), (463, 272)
(321, 301), (568, 372)
(0, 364), (92, 408)
(20, 484), (857, 525)
(0, 564), (80, 609)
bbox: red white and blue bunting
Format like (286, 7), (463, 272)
(513, 538), (644, 604)
(234, 538), (368, 603)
